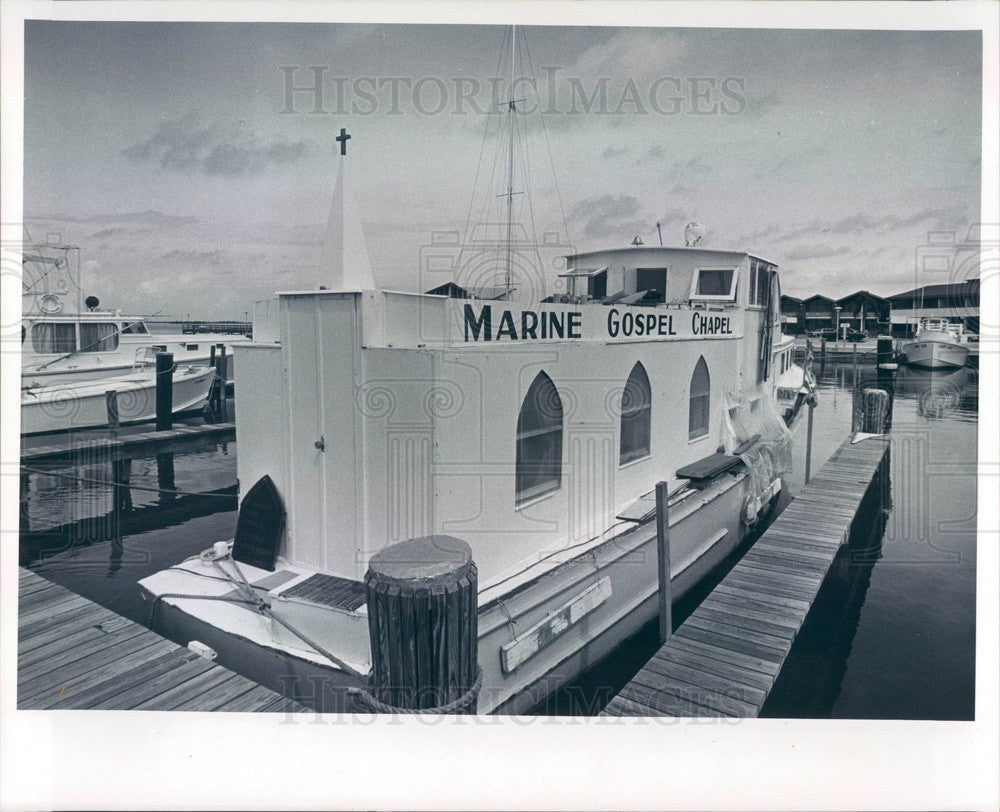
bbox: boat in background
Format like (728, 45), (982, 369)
(21, 244), (248, 388)
(21, 363), (216, 436)
(901, 317), (970, 369)
(774, 361), (817, 428)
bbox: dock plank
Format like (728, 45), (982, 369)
(17, 568), (307, 713)
(601, 435), (889, 718)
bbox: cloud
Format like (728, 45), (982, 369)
(667, 183), (697, 199)
(570, 30), (688, 84)
(159, 248), (226, 267)
(749, 204), (971, 245)
(600, 146), (629, 160)
(124, 113), (307, 176)
(635, 145), (666, 164)
(754, 146), (829, 179)
(569, 194), (644, 239)
(742, 91), (782, 121)
(28, 209), (199, 227)
(665, 156), (712, 182)
(784, 244), (851, 260)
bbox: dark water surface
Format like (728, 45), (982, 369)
(19, 363), (977, 718)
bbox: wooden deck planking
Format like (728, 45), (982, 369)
(17, 568), (308, 713)
(602, 435), (889, 718)
(20, 422), (236, 464)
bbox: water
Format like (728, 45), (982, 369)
(19, 362), (978, 718)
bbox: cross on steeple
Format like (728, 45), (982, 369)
(336, 127), (351, 156)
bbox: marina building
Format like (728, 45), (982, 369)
(886, 280), (980, 336)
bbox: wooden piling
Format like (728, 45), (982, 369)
(655, 481), (672, 644)
(861, 388), (889, 434)
(876, 335), (894, 367)
(105, 390), (120, 440)
(364, 535), (478, 712)
(155, 352), (173, 432)
(804, 395), (816, 484)
(215, 344), (228, 402)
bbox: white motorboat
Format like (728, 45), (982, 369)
(902, 318), (970, 369)
(21, 244), (247, 387)
(20, 364), (216, 436)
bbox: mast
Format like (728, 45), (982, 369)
(504, 24), (516, 298)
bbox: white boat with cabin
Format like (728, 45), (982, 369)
(21, 363), (216, 436)
(141, 236), (799, 713)
(21, 244), (246, 388)
(902, 317), (971, 369)
(139, 27), (806, 712)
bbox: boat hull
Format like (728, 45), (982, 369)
(21, 349), (236, 388)
(139, 465), (775, 714)
(20, 366), (216, 435)
(902, 337), (968, 369)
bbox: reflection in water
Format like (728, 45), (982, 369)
(19, 440), (238, 624)
(897, 366), (973, 420)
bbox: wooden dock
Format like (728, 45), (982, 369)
(21, 422), (236, 465)
(17, 568), (306, 712)
(602, 434), (890, 718)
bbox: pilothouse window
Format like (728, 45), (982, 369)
(635, 268), (668, 304)
(31, 323), (76, 354)
(696, 269), (733, 296)
(79, 323), (119, 352)
(692, 268), (737, 301)
(516, 372), (563, 505)
(620, 362), (652, 464)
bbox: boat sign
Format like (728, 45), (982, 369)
(458, 302), (742, 344)
(500, 577), (613, 674)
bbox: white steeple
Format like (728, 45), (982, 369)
(320, 131), (375, 291)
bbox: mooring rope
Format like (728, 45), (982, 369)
(347, 667), (483, 715)
(20, 464), (236, 500)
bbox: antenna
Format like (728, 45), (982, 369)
(504, 25), (516, 298)
(656, 222), (663, 246)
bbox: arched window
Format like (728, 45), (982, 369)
(516, 372), (563, 504)
(688, 356), (710, 440)
(620, 362), (652, 464)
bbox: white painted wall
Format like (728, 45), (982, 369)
(240, 289), (771, 585)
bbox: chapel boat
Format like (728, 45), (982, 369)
(140, 242), (801, 713)
(901, 317), (971, 370)
(139, 26), (804, 712)
(20, 364), (216, 436)
(21, 244), (246, 388)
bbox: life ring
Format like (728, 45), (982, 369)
(39, 294), (63, 314)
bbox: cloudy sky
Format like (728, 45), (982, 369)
(24, 21), (982, 318)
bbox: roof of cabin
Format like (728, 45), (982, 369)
(886, 280), (980, 301)
(835, 290), (886, 304)
(564, 245), (776, 267)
